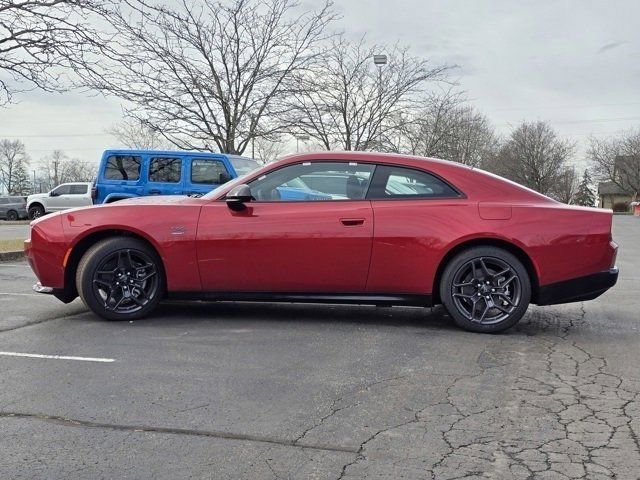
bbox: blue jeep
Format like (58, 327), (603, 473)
(94, 150), (260, 204)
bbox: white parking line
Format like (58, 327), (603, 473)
(0, 292), (44, 297)
(0, 264), (29, 268)
(0, 351), (115, 363)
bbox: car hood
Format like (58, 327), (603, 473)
(27, 193), (48, 201)
(114, 195), (199, 206)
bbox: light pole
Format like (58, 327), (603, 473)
(295, 134), (309, 153)
(373, 54), (387, 149)
(32, 170), (37, 194)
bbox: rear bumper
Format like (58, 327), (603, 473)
(536, 267), (619, 306)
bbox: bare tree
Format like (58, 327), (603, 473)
(74, 0), (335, 154)
(286, 36), (450, 151)
(39, 150), (96, 189)
(106, 119), (170, 150)
(0, 139), (30, 194)
(0, 0), (103, 104)
(588, 129), (640, 196)
(551, 166), (578, 204)
(486, 121), (574, 197)
(253, 135), (287, 164)
(395, 89), (498, 167)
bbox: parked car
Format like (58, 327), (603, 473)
(94, 149), (260, 204)
(0, 196), (28, 221)
(26, 152), (619, 333)
(26, 183), (94, 220)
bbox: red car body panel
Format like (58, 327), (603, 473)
(25, 152), (618, 306)
(197, 201), (374, 292)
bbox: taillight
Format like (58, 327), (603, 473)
(91, 187), (97, 200)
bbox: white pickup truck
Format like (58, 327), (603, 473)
(27, 182), (94, 220)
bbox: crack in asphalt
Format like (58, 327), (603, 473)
(319, 304), (640, 479)
(0, 411), (359, 455)
(0, 308), (88, 334)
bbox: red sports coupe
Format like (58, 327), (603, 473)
(25, 152), (618, 333)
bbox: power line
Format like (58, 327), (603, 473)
(0, 133), (112, 138)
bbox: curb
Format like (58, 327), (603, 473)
(0, 251), (25, 262)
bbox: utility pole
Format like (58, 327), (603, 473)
(373, 54), (387, 150)
(32, 170), (36, 194)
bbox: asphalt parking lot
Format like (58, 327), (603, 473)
(0, 217), (638, 479)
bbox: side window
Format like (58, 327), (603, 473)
(367, 165), (460, 199)
(191, 159), (228, 184)
(248, 162), (375, 201)
(69, 185), (88, 195)
(104, 155), (141, 181)
(149, 157), (182, 183)
(52, 185), (71, 196)
(0, 198), (7, 205)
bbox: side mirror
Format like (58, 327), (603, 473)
(226, 184), (253, 211)
(219, 172), (232, 184)
(49, 191), (58, 197)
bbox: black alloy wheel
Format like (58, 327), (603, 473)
(440, 246), (531, 333)
(29, 205), (44, 220)
(77, 237), (165, 320)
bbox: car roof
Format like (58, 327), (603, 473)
(103, 149), (254, 161)
(261, 151), (556, 204)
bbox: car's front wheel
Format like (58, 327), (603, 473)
(76, 237), (165, 321)
(440, 246), (531, 333)
(28, 205), (45, 220)
(6, 210), (18, 221)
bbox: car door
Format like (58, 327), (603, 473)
(196, 161), (375, 292)
(0, 198), (7, 218)
(47, 184), (72, 211)
(67, 184), (93, 207)
(145, 156), (184, 196)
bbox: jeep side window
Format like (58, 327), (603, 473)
(191, 159), (228, 184)
(105, 155), (141, 181)
(149, 157), (182, 183)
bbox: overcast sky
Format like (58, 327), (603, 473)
(2, 0), (639, 170)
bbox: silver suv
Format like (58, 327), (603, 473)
(0, 196), (28, 221)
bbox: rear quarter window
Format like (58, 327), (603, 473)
(367, 165), (461, 199)
(70, 185), (88, 194)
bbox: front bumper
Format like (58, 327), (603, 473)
(536, 267), (619, 306)
(33, 282), (76, 303)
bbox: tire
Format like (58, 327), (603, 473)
(439, 246), (531, 333)
(28, 204), (45, 220)
(76, 237), (165, 321)
(6, 210), (18, 221)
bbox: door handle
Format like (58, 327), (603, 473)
(149, 189), (161, 194)
(340, 218), (365, 226)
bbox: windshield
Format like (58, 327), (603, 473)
(229, 157), (260, 176)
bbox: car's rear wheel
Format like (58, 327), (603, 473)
(28, 205), (44, 220)
(440, 246), (531, 333)
(6, 210), (18, 221)
(76, 237), (165, 321)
